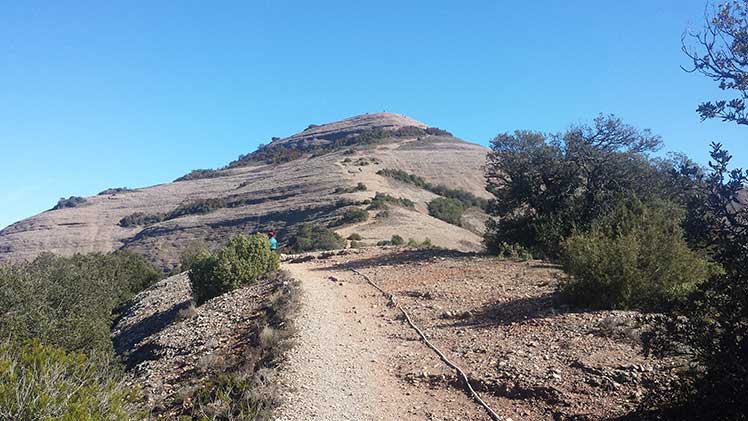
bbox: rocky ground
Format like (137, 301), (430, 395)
(278, 248), (680, 420)
(112, 272), (279, 417)
(113, 247), (679, 420)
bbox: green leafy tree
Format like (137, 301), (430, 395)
(484, 115), (666, 258)
(651, 143), (748, 418)
(683, 0), (748, 126)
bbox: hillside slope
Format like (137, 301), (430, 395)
(0, 113), (490, 269)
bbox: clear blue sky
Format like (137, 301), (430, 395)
(1, 0), (746, 230)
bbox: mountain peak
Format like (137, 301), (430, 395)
(272, 112), (428, 146)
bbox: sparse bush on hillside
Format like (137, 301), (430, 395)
(169, 198), (227, 218)
(228, 125), (451, 167)
(334, 208), (369, 226)
(0, 251), (162, 355)
(368, 192), (415, 210)
(560, 197), (719, 311)
(97, 187), (134, 195)
(428, 197), (464, 226)
(189, 234), (280, 305)
(376, 168), (488, 209)
(53, 196), (87, 210)
(287, 224), (345, 253)
(0, 340), (140, 420)
(174, 168), (223, 182)
(347, 233), (363, 241)
(119, 212), (164, 227)
(333, 183), (368, 194)
(119, 197), (230, 227)
(390, 235), (404, 246)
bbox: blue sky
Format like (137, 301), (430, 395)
(1, 1), (746, 230)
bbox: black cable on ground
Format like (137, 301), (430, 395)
(349, 268), (502, 421)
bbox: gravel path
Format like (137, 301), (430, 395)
(275, 261), (415, 420)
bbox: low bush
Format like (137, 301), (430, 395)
(390, 235), (404, 246)
(0, 251), (162, 354)
(287, 224), (345, 253)
(174, 169), (223, 182)
(119, 198), (229, 227)
(177, 239), (212, 272)
(377, 168), (488, 209)
(368, 192), (415, 210)
(0, 340), (140, 420)
(97, 187), (133, 195)
(189, 234), (280, 305)
(428, 197), (464, 226)
(350, 240), (364, 248)
(53, 196), (87, 210)
(333, 183), (368, 195)
(335, 208), (369, 226)
(347, 233), (363, 241)
(119, 212), (164, 227)
(559, 198), (720, 311)
(496, 242), (533, 261)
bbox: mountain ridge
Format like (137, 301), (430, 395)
(0, 113), (490, 269)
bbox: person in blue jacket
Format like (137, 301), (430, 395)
(268, 231), (278, 251)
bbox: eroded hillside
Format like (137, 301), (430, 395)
(0, 113), (490, 269)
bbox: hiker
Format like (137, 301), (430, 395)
(268, 231), (278, 251)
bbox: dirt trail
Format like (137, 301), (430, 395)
(275, 255), (479, 420)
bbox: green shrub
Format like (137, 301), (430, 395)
(497, 242), (533, 261)
(0, 339), (140, 420)
(97, 187), (133, 195)
(368, 192), (414, 210)
(428, 197), (464, 225)
(407, 238), (419, 248)
(390, 235), (404, 246)
(119, 212), (164, 227)
(119, 198), (230, 227)
(376, 168), (488, 209)
(53, 196), (87, 210)
(419, 238), (434, 250)
(174, 169), (223, 182)
(0, 251), (161, 355)
(560, 198), (719, 311)
(178, 239), (212, 272)
(376, 240), (391, 246)
(287, 224), (345, 253)
(350, 240), (364, 248)
(335, 208), (369, 226)
(347, 233), (363, 241)
(189, 234), (280, 305)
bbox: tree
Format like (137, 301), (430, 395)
(683, 0), (748, 126)
(651, 143), (748, 418)
(484, 115), (665, 258)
